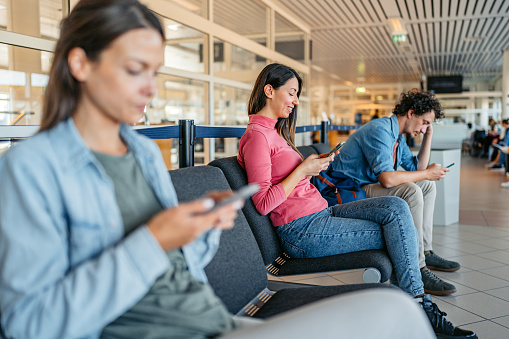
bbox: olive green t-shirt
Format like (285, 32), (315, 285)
(93, 151), (235, 339)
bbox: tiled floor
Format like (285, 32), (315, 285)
(268, 155), (509, 338)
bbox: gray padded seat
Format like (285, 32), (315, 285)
(168, 166), (396, 318)
(208, 156), (393, 283)
(310, 142), (331, 155)
(296, 145), (317, 158)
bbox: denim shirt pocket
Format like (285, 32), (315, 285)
(69, 220), (105, 265)
(64, 172), (121, 267)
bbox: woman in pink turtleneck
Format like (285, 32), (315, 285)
(238, 63), (423, 296)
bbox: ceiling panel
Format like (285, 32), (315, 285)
(274, 0), (509, 87)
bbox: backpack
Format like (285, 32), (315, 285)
(310, 165), (366, 206)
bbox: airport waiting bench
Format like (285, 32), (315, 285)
(169, 165), (396, 319)
(208, 144), (393, 285)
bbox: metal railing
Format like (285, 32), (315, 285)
(135, 119), (359, 168)
(0, 120), (359, 165)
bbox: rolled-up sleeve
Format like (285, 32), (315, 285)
(363, 127), (397, 178)
(399, 138), (419, 171)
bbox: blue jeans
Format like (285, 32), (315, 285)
(276, 196), (424, 297)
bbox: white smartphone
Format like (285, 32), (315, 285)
(202, 183), (260, 214)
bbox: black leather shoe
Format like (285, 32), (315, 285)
(426, 251), (461, 272)
(421, 267), (457, 296)
(421, 294), (478, 338)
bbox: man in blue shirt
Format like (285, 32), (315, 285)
(331, 89), (460, 296)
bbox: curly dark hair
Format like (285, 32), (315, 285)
(392, 89), (444, 120)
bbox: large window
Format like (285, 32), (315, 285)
(0, 0), (310, 163)
(275, 13), (307, 64)
(0, 43), (51, 126)
(150, 74), (207, 124)
(213, 83), (250, 125)
(213, 38), (267, 84)
(0, 0), (62, 40)
(159, 15), (206, 73)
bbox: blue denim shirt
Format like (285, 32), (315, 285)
(331, 115), (419, 187)
(0, 119), (221, 339)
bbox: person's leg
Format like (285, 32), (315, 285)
(276, 197), (424, 296)
(415, 180), (435, 255)
(221, 289), (435, 339)
(415, 180), (461, 273)
(363, 182), (457, 296)
(363, 182), (426, 268)
(499, 152), (506, 167)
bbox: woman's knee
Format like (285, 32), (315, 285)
(381, 196), (412, 215)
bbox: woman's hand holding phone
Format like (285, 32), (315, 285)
(300, 154), (332, 177)
(320, 141), (345, 158)
(146, 187), (254, 251)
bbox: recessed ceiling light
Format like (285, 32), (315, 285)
(167, 24), (181, 31)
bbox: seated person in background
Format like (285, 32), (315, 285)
(237, 63), (476, 339)
(0, 1), (437, 338)
(487, 119), (509, 169)
(331, 89), (461, 296)
(480, 118), (500, 158)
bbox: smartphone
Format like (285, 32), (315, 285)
(445, 163), (455, 168)
(202, 183), (260, 214)
(324, 141), (346, 158)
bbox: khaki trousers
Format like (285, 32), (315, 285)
(362, 180), (436, 268)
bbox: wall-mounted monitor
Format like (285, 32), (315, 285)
(427, 75), (463, 94)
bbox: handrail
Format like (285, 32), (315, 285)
(0, 120), (360, 167)
(134, 119), (359, 168)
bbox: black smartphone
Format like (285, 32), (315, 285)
(202, 183), (260, 214)
(324, 141), (346, 157)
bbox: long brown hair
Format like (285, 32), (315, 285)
(40, 0), (165, 131)
(248, 63), (303, 156)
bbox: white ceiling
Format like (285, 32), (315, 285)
(273, 0), (509, 87)
(2, 0), (508, 89)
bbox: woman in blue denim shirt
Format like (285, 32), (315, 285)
(0, 1), (242, 338)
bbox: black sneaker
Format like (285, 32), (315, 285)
(421, 267), (457, 296)
(421, 294), (478, 338)
(426, 251), (461, 272)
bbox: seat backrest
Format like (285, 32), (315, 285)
(296, 145), (318, 158)
(208, 157), (282, 266)
(311, 142), (331, 155)
(209, 157), (393, 281)
(169, 166), (267, 314)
